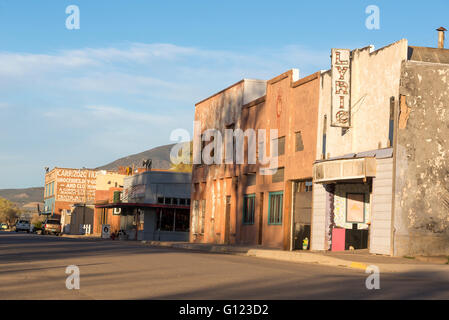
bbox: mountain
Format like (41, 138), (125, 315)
(0, 187), (44, 208)
(96, 143), (176, 171)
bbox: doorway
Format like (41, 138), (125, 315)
(258, 192), (264, 245)
(224, 196), (231, 244)
(292, 180), (313, 250)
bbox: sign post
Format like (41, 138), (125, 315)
(101, 224), (111, 239)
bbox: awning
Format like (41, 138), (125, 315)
(313, 157), (377, 183)
(95, 202), (190, 210)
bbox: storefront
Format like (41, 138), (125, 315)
(95, 202), (190, 241)
(311, 148), (395, 254)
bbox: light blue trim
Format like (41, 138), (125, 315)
(268, 191), (283, 225)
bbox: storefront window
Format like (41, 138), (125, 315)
(175, 210), (190, 232)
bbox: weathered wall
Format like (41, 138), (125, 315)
(95, 171), (125, 190)
(317, 39), (409, 159)
(191, 79), (266, 245)
(394, 60), (449, 256)
(191, 71), (320, 249)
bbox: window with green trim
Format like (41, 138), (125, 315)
(243, 194), (255, 224)
(268, 192), (283, 225)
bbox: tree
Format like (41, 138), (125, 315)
(0, 197), (22, 226)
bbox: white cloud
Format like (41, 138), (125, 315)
(0, 42), (330, 188)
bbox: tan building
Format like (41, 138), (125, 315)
(191, 71), (321, 250)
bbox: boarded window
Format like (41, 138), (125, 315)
(276, 136), (285, 155)
(192, 200), (199, 234)
(246, 173), (256, 186)
(243, 194), (255, 224)
(295, 131), (304, 151)
(199, 199), (206, 234)
(268, 192), (283, 225)
(272, 167), (284, 183)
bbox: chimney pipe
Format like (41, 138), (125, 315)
(437, 27), (447, 49)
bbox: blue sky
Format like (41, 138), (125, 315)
(0, 0), (448, 188)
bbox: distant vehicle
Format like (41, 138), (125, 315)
(15, 220), (30, 233)
(1, 223), (8, 230)
(31, 222), (44, 234)
(42, 219), (62, 236)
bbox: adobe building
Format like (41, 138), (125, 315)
(311, 32), (449, 256)
(191, 72), (321, 250)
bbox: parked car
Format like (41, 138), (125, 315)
(1, 223), (8, 230)
(15, 220), (31, 233)
(31, 222), (44, 234)
(42, 219), (62, 236)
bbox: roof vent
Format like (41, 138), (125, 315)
(437, 27), (447, 49)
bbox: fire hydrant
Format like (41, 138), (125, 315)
(302, 237), (309, 250)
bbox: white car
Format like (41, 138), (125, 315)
(15, 220), (30, 233)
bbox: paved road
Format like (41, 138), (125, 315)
(1, 231), (448, 299)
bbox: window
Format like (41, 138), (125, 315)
(175, 210), (190, 232)
(192, 200), (199, 234)
(295, 131), (304, 152)
(388, 97), (395, 147)
(246, 173), (256, 186)
(243, 194), (255, 224)
(268, 192), (283, 225)
(157, 208), (174, 231)
(305, 181), (313, 192)
(272, 167), (284, 183)
(275, 136), (285, 155)
(157, 197), (164, 204)
(322, 115), (327, 159)
(199, 200), (206, 234)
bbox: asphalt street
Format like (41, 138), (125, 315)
(1, 231), (448, 299)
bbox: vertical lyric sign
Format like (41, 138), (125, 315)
(331, 49), (351, 127)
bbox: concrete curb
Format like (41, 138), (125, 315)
(142, 241), (448, 273)
(60, 234), (105, 241)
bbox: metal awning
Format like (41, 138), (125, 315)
(313, 157), (377, 184)
(95, 202), (190, 210)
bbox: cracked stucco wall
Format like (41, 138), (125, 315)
(394, 60), (449, 256)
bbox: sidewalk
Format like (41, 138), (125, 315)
(142, 240), (449, 273)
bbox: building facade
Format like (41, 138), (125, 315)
(311, 38), (449, 256)
(43, 168), (97, 225)
(191, 72), (321, 249)
(96, 170), (191, 241)
(191, 33), (449, 256)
